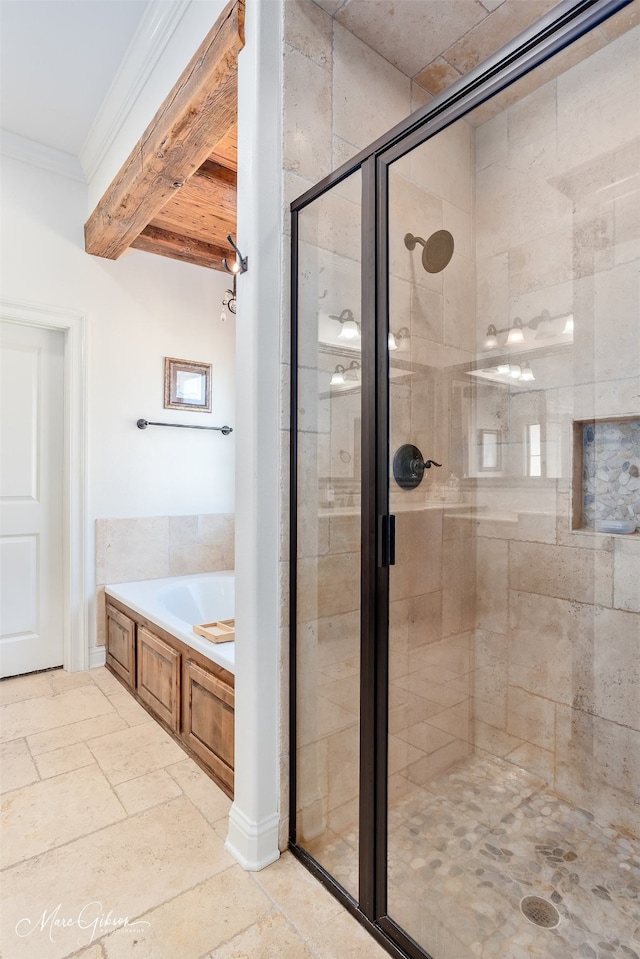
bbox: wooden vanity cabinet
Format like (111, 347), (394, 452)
(105, 597), (235, 797)
(183, 660), (234, 794)
(136, 626), (181, 732)
(105, 604), (135, 687)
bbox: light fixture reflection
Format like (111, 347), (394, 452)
(483, 324), (499, 349)
(330, 360), (360, 387)
(330, 365), (346, 386)
(520, 363), (535, 381)
(388, 326), (410, 352)
(339, 319), (359, 340)
(506, 318), (525, 345)
(562, 314), (574, 335)
(331, 308), (360, 341)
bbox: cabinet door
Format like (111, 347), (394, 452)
(106, 604), (135, 687)
(136, 626), (181, 731)
(183, 659), (234, 793)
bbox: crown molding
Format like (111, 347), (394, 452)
(79, 0), (191, 185)
(0, 130), (86, 182)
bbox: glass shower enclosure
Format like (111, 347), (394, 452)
(290, 2), (640, 958)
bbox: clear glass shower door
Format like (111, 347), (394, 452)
(384, 25), (640, 957)
(385, 130), (479, 955)
(294, 168), (363, 899)
(291, 8), (640, 958)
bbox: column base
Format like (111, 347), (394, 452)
(225, 803), (281, 871)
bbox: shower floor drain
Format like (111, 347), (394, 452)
(520, 896), (561, 928)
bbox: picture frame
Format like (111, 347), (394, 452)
(164, 357), (212, 412)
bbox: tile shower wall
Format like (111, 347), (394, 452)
(285, 2), (639, 853)
(387, 124), (478, 798)
(95, 514), (234, 646)
(282, 0), (435, 852)
(284, 0), (482, 847)
(471, 27), (640, 834)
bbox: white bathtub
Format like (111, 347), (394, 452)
(105, 571), (235, 673)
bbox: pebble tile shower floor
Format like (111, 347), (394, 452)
(307, 755), (640, 958)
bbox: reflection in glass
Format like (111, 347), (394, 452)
(295, 169), (362, 899)
(385, 24), (640, 958)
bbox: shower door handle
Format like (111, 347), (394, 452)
(378, 514), (396, 567)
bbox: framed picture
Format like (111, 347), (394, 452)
(164, 357), (212, 412)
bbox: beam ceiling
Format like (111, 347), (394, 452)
(85, 0), (243, 272)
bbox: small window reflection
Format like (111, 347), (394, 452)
(527, 423), (542, 477)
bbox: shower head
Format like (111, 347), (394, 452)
(405, 230), (454, 274)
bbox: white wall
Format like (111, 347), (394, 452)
(0, 153), (236, 650)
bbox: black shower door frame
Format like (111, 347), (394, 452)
(288, 2), (632, 957)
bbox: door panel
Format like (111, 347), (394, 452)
(137, 626), (181, 731)
(294, 169), (363, 900)
(106, 604), (135, 687)
(0, 536), (38, 636)
(385, 141), (477, 952)
(0, 322), (64, 677)
(183, 658), (234, 794)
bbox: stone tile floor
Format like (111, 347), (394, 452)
(0, 667), (390, 959)
(3, 667), (638, 959)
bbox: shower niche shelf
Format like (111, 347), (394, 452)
(572, 416), (640, 534)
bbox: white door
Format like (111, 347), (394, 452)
(0, 321), (64, 677)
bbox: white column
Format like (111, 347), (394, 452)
(225, 0), (283, 871)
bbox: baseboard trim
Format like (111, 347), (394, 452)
(225, 804), (280, 871)
(89, 646), (106, 669)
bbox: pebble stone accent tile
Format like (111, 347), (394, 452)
(387, 756), (640, 958)
(582, 420), (640, 529)
(304, 755), (640, 959)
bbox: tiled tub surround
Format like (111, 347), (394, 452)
(95, 513), (234, 646)
(580, 419), (640, 530)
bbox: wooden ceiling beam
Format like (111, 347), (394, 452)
(150, 208), (236, 247)
(130, 225), (231, 271)
(149, 160), (237, 244)
(209, 124), (238, 171)
(84, 0), (244, 261)
(194, 158), (237, 189)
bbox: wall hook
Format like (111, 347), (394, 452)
(222, 234), (248, 275)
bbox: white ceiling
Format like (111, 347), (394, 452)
(1, 0), (637, 164)
(0, 0), (563, 162)
(0, 0), (147, 156)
